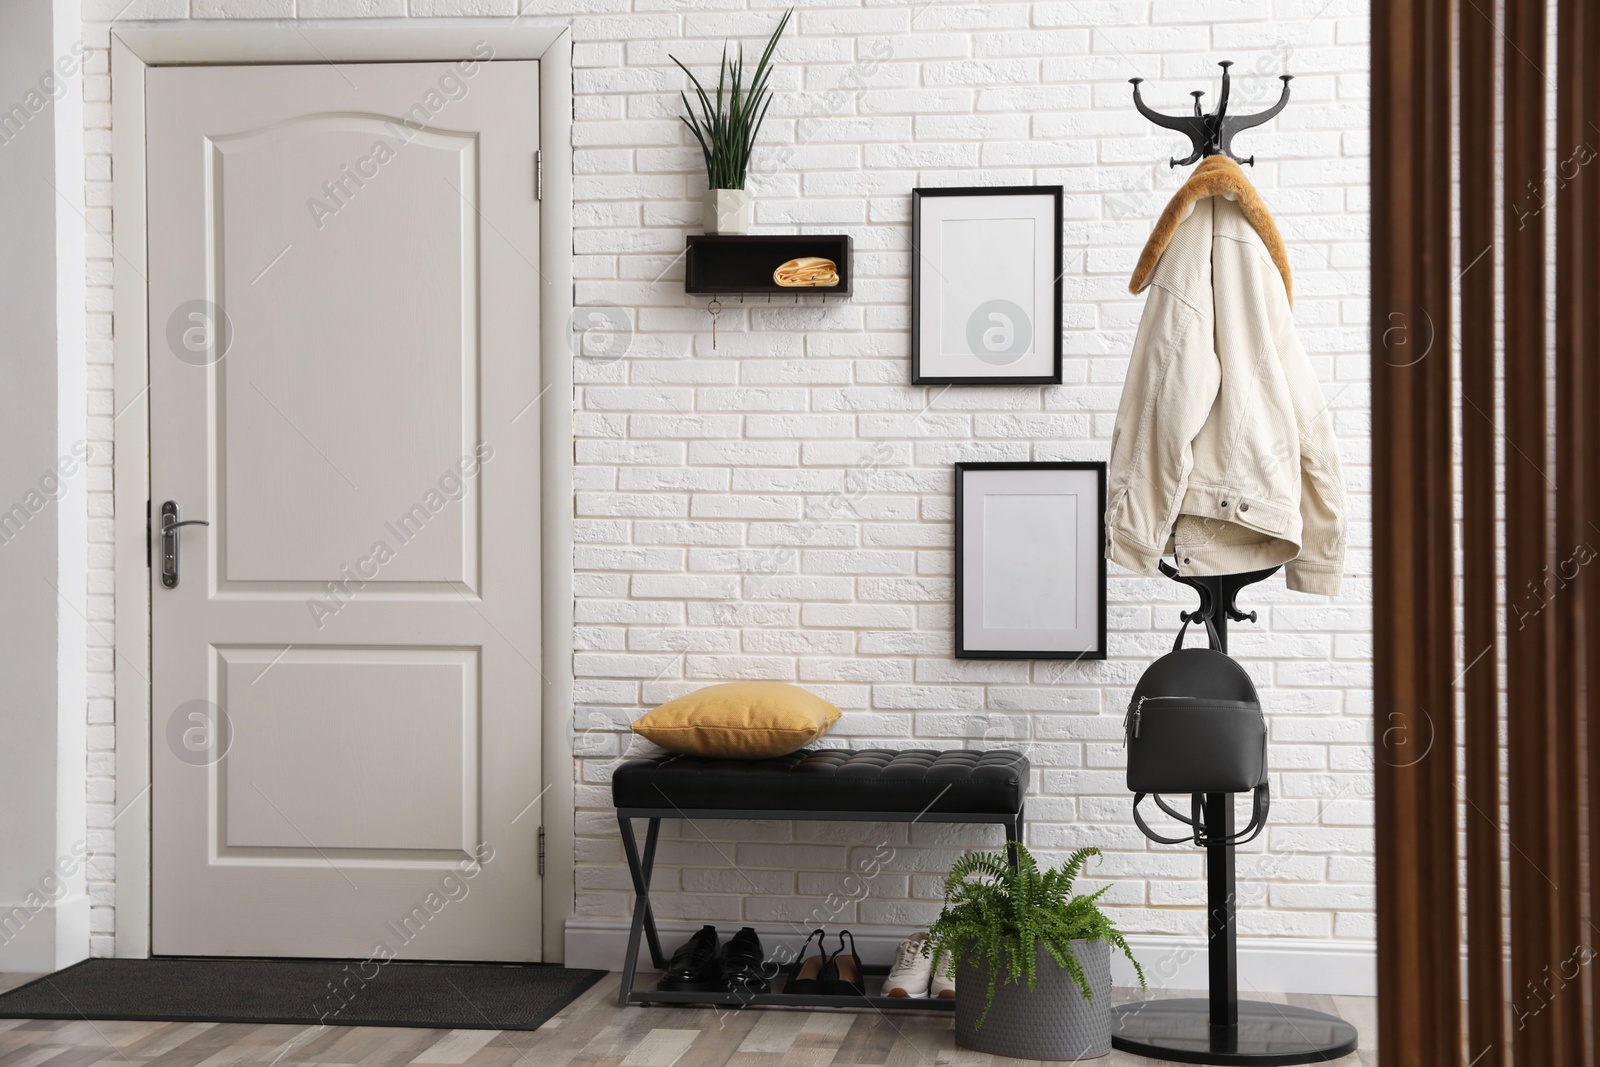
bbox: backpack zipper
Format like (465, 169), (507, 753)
(1123, 695), (1147, 744)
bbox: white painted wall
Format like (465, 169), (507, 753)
(71, 1), (1372, 990)
(0, 0), (89, 973)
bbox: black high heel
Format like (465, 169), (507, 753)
(782, 928), (828, 995)
(821, 929), (865, 996)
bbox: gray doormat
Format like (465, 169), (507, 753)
(0, 957), (607, 1031)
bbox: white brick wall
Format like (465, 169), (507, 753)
(80, 0), (1373, 964)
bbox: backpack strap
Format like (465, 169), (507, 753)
(1132, 784), (1271, 847)
(1152, 792), (1196, 825)
(1229, 783), (1271, 846)
(1132, 793), (1199, 845)
(1172, 613), (1222, 652)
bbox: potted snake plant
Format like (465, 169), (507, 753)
(671, 10), (791, 234)
(926, 844), (1144, 1061)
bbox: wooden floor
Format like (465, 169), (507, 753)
(0, 971), (1377, 1066)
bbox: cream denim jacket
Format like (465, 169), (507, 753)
(1106, 156), (1346, 596)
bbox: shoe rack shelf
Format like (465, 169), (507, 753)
(630, 974), (951, 1011)
(614, 804), (1025, 1012)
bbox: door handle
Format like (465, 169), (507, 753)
(159, 500), (210, 589)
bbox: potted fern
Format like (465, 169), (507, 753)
(671, 10), (791, 234)
(926, 844), (1144, 1061)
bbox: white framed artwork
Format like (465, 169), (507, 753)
(912, 186), (1064, 385)
(954, 461), (1106, 659)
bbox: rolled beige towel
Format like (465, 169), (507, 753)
(773, 256), (840, 287)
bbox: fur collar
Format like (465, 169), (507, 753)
(1129, 155), (1293, 305)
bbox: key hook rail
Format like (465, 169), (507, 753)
(1131, 60), (1293, 167)
(1111, 563), (1360, 1065)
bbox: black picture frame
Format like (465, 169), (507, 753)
(911, 186), (1065, 386)
(954, 461), (1107, 660)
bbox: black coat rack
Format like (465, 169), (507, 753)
(1109, 61), (1358, 1063)
(1110, 565), (1359, 1065)
(1130, 61), (1293, 167)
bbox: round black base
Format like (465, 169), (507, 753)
(1112, 998), (1360, 1065)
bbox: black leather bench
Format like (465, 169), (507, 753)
(611, 748), (1030, 1009)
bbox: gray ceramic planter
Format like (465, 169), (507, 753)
(954, 938), (1113, 1061)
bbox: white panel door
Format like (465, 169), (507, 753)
(147, 60), (544, 960)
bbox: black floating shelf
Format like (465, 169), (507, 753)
(684, 234), (852, 297)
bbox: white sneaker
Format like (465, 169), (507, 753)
(885, 932), (932, 998)
(929, 948), (955, 1000)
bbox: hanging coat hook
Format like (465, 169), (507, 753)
(1157, 561), (1280, 628)
(1130, 60), (1293, 168)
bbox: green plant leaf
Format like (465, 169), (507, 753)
(669, 9), (791, 190)
(923, 842), (1145, 1028)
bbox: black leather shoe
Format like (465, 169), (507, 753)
(782, 928), (828, 994)
(720, 926), (769, 995)
(657, 925), (720, 992)
(821, 929), (866, 996)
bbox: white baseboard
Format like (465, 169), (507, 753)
(564, 918), (1376, 997)
(0, 895), (90, 973)
(1124, 931), (1375, 997)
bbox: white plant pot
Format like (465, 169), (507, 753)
(703, 188), (753, 234)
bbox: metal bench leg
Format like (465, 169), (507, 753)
(1004, 807), (1025, 870)
(639, 818), (663, 967)
(617, 814), (663, 1007)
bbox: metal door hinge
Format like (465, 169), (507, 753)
(537, 826), (546, 876)
(535, 151), (543, 201)
(146, 500), (152, 567)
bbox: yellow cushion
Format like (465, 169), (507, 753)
(631, 682), (842, 759)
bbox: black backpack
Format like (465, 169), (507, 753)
(1125, 615), (1270, 846)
